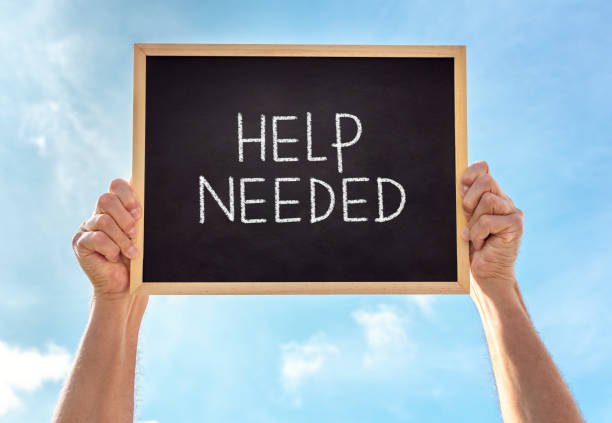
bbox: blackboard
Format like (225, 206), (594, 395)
(130, 44), (468, 295)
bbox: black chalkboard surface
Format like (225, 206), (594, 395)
(130, 44), (468, 295)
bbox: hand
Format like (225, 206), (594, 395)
(57, 179), (147, 423)
(72, 178), (142, 301)
(460, 161), (524, 292)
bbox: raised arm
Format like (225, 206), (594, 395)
(461, 161), (582, 422)
(52, 178), (147, 423)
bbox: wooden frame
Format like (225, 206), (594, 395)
(130, 44), (469, 295)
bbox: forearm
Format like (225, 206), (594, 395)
(472, 278), (583, 423)
(52, 296), (147, 423)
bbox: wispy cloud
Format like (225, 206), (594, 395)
(2, 0), (130, 210)
(0, 340), (71, 416)
(352, 304), (412, 368)
(29, 136), (47, 156)
(18, 98), (120, 206)
(280, 332), (338, 404)
(405, 295), (437, 320)
(277, 298), (485, 406)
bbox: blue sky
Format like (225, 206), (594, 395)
(1, 0), (611, 421)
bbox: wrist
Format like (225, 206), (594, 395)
(90, 294), (148, 335)
(470, 275), (528, 323)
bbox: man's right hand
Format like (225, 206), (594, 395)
(460, 161), (524, 294)
(71, 178), (142, 301)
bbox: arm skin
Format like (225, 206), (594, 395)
(462, 161), (583, 423)
(52, 164), (584, 422)
(52, 178), (148, 423)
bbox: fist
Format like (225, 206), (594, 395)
(72, 179), (141, 299)
(460, 161), (523, 286)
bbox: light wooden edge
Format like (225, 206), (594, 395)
(129, 45), (146, 294)
(454, 46), (470, 293)
(135, 43), (465, 58)
(130, 43), (469, 295)
(132, 282), (466, 295)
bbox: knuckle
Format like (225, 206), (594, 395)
(92, 231), (119, 254)
(462, 196), (475, 211)
(124, 214), (136, 228)
(482, 192), (496, 208)
(474, 160), (489, 174)
(71, 231), (84, 253)
(92, 231), (108, 245)
(109, 178), (126, 192)
(74, 232), (91, 255)
(120, 240), (132, 252)
(96, 213), (113, 230)
(481, 160), (490, 173)
(511, 212), (524, 228)
(71, 231), (81, 248)
(479, 214), (491, 227)
(479, 173), (493, 187)
(116, 232), (130, 247)
(98, 192), (115, 208)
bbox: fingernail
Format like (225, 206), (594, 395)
(461, 184), (468, 196)
(127, 245), (139, 258)
(130, 207), (141, 218)
(128, 225), (137, 237)
(461, 227), (469, 240)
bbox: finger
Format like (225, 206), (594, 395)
(466, 212), (523, 250)
(73, 230), (121, 262)
(109, 178), (141, 218)
(82, 214), (139, 259)
(467, 192), (515, 230)
(95, 192), (137, 238)
(460, 161), (489, 195)
(462, 173), (505, 218)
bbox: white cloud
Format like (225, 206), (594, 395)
(352, 304), (411, 367)
(137, 420), (160, 423)
(0, 340), (71, 416)
(280, 332), (338, 398)
(405, 295), (436, 319)
(275, 302), (484, 405)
